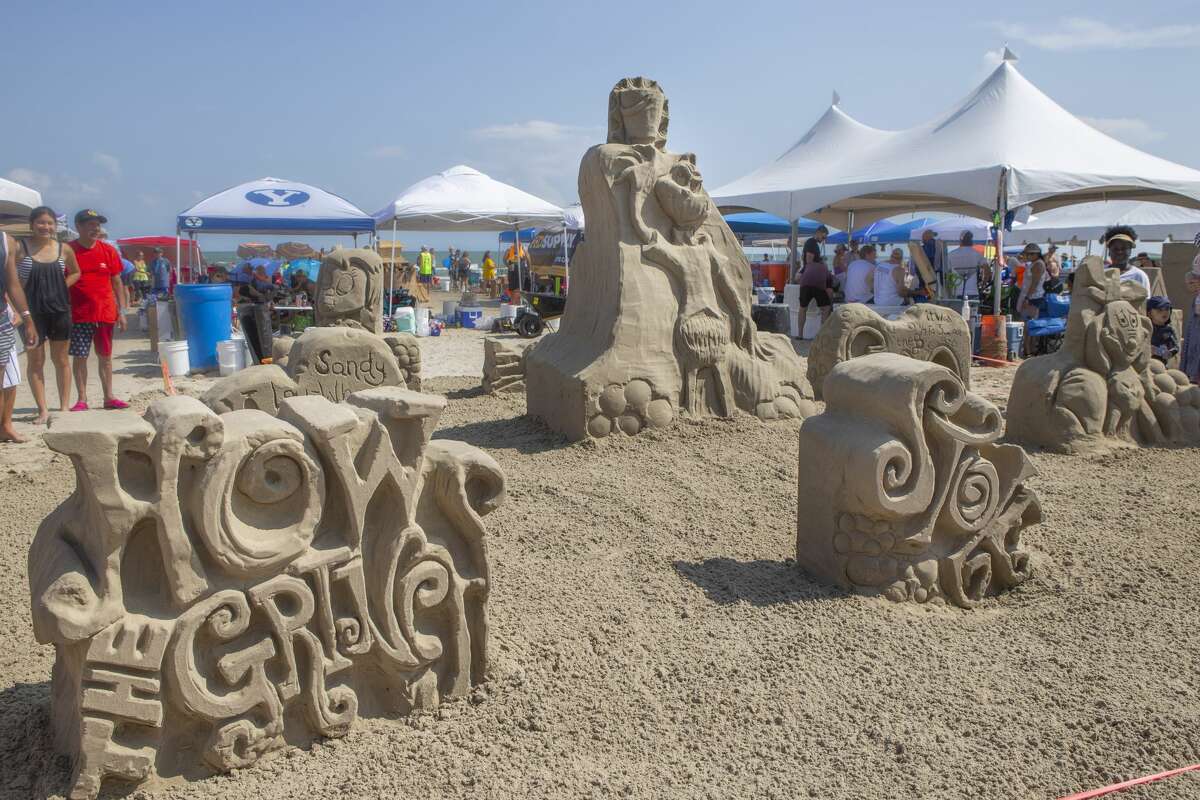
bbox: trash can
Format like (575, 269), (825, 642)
(175, 284), (232, 371)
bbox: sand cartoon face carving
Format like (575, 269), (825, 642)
(29, 391), (504, 799)
(525, 76), (814, 440)
(1007, 257), (1200, 451)
(797, 354), (1041, 608)
(315, 248), (384, 334)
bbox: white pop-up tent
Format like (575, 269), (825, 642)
(176, 176), (374, 282)
(711, 51), (1200, 231)
(0, 176), (43, 233)
(372, 165), (564, 308)
(1014, 201), (1200, 244)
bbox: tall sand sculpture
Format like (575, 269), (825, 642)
(525, 77), (814, 440)
(29, 389), (504, 799)
(797, 353), (1040, 608)
(1006, 256), (1200, 452)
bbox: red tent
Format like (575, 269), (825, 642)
(117, 236), (206, 284)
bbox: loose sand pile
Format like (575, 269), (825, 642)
(1, 351), (1199, 798)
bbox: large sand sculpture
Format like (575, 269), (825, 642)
(796, 353), (1040, 608)
(29, 389), (504, 799)
(1006, 257), (1200, 452)
(204, 248), (421, 415)
(525, 77), (814, 440)
(807, 303), (971, 401)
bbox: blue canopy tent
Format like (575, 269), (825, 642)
(828, 217), (940, 244)
(175, 176), (373, 283)
(723, 212), (822, 242)
(498, 228), (537, 243)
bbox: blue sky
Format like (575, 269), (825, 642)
(3, 0), (1197, 250)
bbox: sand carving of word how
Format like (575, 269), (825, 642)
(796, 353), (1041, 608)
(807, 303), (971, 400)
(203, 248), (421, 416)
(1006, 257), (1200, 452)
(29, 389), (504, 799)
(525, 77), (814, 440)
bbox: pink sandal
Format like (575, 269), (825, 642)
(69, 402), (89, 412)
(104, 398), (130, 410)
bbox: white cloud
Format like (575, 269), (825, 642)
(1080, 116), (1166, 145)
(472, 120), (592, 142)
(370, 144), (407, 159)
(995, 17), (1200, 51)
(6, 167), (102, 207)
(467, 120), (602, 203)
(93, 152), (121, 178)
(6, 167), (53, 192)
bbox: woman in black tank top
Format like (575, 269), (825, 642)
(20, 206), (80, 424)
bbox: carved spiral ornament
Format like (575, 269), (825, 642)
(195, 427), (324, 578)
(942, 455), (1000, 534)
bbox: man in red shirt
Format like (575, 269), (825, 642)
(68, 209), (128, 410)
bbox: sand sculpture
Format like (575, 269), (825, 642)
(796, 353), (1040, 608)
(807, 303), (971, 400)
(1006, 257), (1200, 452)
(204, 249), (421, 414)
(29, 389), (504, 799)
(525, 77), (814, 440)
(483, 338), (530, 394)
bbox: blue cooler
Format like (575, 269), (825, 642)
(175, 284), (233, 371)
(458, 307), (484, 329)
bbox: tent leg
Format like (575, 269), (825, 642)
(175, 231), (181, 286)
(788, 218), (798, 281)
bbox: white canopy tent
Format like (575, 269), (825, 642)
(907, 215), (994, 242)
(1014, 201), (1200, 244)
(0, 176), (43, 234)
(712, 51), (1200, 229)
(372, 165), (565, 310)
(176, 176), (374, 283)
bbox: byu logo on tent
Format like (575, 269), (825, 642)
(183, 217), (203, 228)
(245, 188), (311, 207)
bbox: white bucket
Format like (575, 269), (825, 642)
(414, 307), (431, 337)
(788, 309), (827, 339)
(393, 307), (416, 333)
(217, 339), (247, 377)
(159, 340), (190, 376)
(500, 303), (520, 320)
(459, 307), (484, 329)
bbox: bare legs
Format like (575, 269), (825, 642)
(0, 387), (24, 442)
(73, 354), (116, 406)
(26, 341), (71, 422)
(796, 300), (810, 340)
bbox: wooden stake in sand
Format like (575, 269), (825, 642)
(160, 359), (176, 396)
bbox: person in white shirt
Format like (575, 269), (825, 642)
(842, 246), (877, 304)
(1102, 225), (1151, 294)
(946, 231), (989, 298)
(873, 248), (909, 308)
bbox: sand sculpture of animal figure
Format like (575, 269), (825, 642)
(1007, 257), (1200, 451)
(525, 77), (813, 439)
(29, 390), (504, 799)
(315, 248), (384, 333)
(796, 353), (1041, 608)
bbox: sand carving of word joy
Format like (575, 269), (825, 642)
(807, 303), (971, 401)
(203, 248), (422, 416)
(29, 389), (504, 799)
(796, 353), (1040, 608)
(525, 77), (814, 440)
(1006, 257), (1200, 452)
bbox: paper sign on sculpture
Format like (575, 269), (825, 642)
(796, 353), (1040, 609)
(29, 389), (504, 799)
(525, 77), (814, 440)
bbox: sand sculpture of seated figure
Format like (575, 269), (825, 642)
(1006, 257), (1200, 451)
(29, 391), (504, 799)
(525, 77), (813, 440)
(315, 248), (383, 332)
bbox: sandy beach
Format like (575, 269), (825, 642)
(1, 319), (1199, 800)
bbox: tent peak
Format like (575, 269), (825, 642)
(1002, 46), (1019, 63)
(831, 90), (841, 107)
(442, 165), (484, 177)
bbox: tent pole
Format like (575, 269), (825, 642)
(562, 216), (569, 292)
(389, 219), (397, 319)
(994, 169), (1008, 320)
(514, 223), (522, 302)
(788, 219), (798, 282)
(175, 229), (181, 286)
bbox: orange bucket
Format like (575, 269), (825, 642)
(978, 314), (1008, 365)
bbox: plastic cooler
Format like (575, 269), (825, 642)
(175, 284), (232, 371)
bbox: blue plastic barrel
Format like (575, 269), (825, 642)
(175, 284), (232, 371)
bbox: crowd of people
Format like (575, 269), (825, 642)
(1, 207), (130, 442)
(790, 222), (1200, 376)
